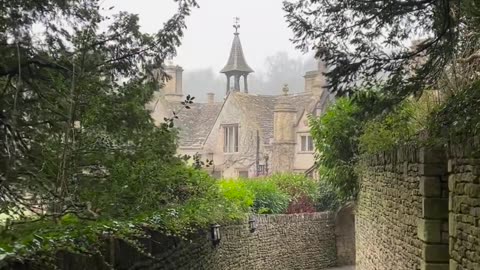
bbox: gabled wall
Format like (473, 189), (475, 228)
(293, 109), (316, 172)
(203, 94), (268, 178)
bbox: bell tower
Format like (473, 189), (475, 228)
(220, 17), (254, 94)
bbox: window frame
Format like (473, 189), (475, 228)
(223, 124), (239, 153)
(299, 134), (314, 153)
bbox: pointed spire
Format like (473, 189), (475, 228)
(220, 18), (254, 74)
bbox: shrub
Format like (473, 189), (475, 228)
(267, 174), (322, 213)
(309, 97), (362, 201)
(429, 81), (480, 140)
(269, 174), (319, 201)
(218, 179), (255, 213)
(315, 180), (341, 212)
(243, 179), (290, 214)
(359, 101), (417, 154)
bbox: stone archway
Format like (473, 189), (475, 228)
(335, 203), (356, 266)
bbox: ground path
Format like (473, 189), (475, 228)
(327, 266), (355, 270)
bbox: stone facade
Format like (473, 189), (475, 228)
(357, 146), (449, 270)
(448, 139), (480, 270)
(148, 28), (334, 179)
(9, 213), (354, 270)
(271, 92), (297, 173)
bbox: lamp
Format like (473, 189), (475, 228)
(211, 224), (221, 243)
(248, 217), (257, 232)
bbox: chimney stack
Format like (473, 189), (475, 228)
(163, 64), (184, 102)
(207, 93), (215, 104)
(271, 85), (297, 173)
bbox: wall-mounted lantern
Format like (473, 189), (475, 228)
(211, 224), (221, 243)
(248, 217), (257, 232)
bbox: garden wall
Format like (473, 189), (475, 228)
(335, 204), (355, 266)
(448, 140), (480, 270)
(10, 212), (352, 270)
(357, 146), (449, 270)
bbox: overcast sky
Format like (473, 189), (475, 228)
(103, 0), (311, 73)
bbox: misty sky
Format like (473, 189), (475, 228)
(103, 0), (312, 73)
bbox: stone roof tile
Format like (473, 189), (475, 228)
(231, 92), (317, 144)
(169, 102), (223, 148)
(220, 34), (254, 74)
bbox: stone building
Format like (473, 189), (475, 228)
(148, 26), (332, 178)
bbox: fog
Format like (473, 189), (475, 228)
(184, 51), (317, 102)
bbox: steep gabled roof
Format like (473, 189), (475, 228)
(168, 102), (223, 148)
(220, 34), (254, 74)
(230, 92), (317, 144)
(172, 90), (328, 149)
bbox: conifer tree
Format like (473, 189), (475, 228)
(284, 0), (480, 99)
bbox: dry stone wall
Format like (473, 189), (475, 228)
(10, 213), (342, 270)
(449, 140), (480, 270)
(357, 146), (449, 270)
(357, 147), (424, 269)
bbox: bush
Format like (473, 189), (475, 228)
(359, 101), (417, 154)
(219, 174), (338, 214)
(309, 97), (362, 201)
(268, 174), (319, 201)
(218, 179), (255, 213)
(359, 92), (441, 154)
(243, 179), (290, 214)
(315, 180), (341, 212)
(429, 81), (480, 140)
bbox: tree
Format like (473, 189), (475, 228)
(283, 0), (480, 100)
(309, 98), (362, 201)
(0, 0), (199, 220)
(263, 51), (304, 93)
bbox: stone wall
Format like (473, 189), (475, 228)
(10, 212), (344, 270)
(335, 204), (356, 266)
(448, 140), (480, 270)
(356, 146), (449, 270)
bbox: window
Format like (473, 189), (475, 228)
(238, 170), (249, 178)
(300, 135), (314, 152)
(223, 125), (239, 153)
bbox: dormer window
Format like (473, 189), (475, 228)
(223, 124), (239, 153)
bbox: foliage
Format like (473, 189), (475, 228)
(359, 90), (444, 154)
(268, 174), (318, 201)
(429, 80), (480, 140)
(309, 98), (363, 201)
(218, 180), (255, 214)
(218, 174), (336, 215)
(283, 0), (480, 101)
(0, 170), (247, 265)
(315, 180), (341, 212)
(243, 179), (290, 214)
(0, 0), (199, 220)
(359, 101), (417, 154)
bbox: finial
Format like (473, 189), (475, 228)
(282, 84), (289, 96)
(233, 17), (240, 34)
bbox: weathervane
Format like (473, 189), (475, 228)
(233, 17), (240, 34)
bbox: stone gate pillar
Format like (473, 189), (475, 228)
(417, 147), (449, 270)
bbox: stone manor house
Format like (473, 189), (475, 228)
(148, 28), (333, 179)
